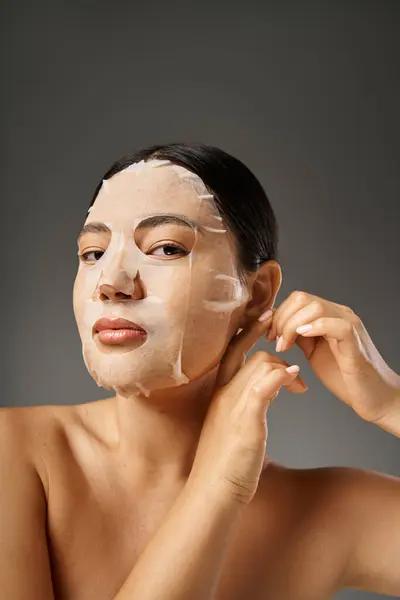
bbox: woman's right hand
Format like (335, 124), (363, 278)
(189, 310), (307, 505)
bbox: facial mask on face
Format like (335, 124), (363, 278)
(74, 159), (249, 398)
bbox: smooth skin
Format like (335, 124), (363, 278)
(113, 305), (400, 600)
(0, 162), (400, 600)
(1, 290), (400, 599)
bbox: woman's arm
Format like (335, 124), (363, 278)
(113, 478), (243, 600)
(0, 410), (55, 600)
(370, 389), (400, 436)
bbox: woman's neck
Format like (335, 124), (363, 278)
(106, 366), (220, 480)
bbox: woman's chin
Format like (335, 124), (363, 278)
(88, 369), (191, 397)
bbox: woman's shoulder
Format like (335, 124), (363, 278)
(0, 403), (85, 497)
(259, 458), (396, 535)
(0, 399), (107, 434)
(258, 458), (372, 518)
(261, 458), (372, 492)
(0, 403), (77, 438)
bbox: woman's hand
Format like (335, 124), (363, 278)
(266, 291), (400, 424)
(189, 312), (307, 505)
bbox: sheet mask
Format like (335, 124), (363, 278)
(73, 159), (250, 398)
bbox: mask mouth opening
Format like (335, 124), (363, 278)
(93, 317), (147, 336)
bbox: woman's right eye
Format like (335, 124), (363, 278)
(79, 250), (104, 262)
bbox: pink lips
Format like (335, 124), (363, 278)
(94, 317), (147, 345)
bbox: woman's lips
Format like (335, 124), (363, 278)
(97, 329), (146, 344)
(94, 317), (147, 345)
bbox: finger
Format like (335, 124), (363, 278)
(222, 351), (278, 397)
(276, 301), (335, 352)
(248, 356), (307, 392)
(233, 308), (276, 354)
(222, 341), (309, 394)
(266, 292), (313, 342)
(284, 373), (308, 393)
(295, 317), (361, 360)
(217, 310), (275, 387)
(266, 291), (337, 344)
(258, 357), (307, 391)
(250, 364), (301, 413)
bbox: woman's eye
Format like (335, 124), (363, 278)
(79, 250), (104, 262)
(78, 244), (187, 263)
(149, 244), (187, 258)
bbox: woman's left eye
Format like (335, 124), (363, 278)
(149, 244), (188, 258)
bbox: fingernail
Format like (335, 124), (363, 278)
(286, 365), (300, 374)
(258, 309), (273, 322)
(296, 324), (312, 333)
(276, 335), (284, 352)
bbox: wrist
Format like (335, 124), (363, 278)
(186, 473), (246, 515)
(371, 386), (400, 437)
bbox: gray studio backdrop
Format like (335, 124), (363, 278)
(1, 1), (399, 599)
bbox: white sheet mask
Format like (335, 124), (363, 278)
(73, 159), (249, 398)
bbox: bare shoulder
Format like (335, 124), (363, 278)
(254, 461), (400, 595)
(0, 400), (115, 491)
(296, 462), (400, 538)
(0, 401), (101, 443)
(285, 461), (400, 510)
(263, 458), (399, 492)
(0, 404), (77, 496)
(0, 403), (73, 446)
(254, 459), (346, 525)
(261, 459), (399, 512)
(260, 459), (400, 551)
(0, 404), (56, 451)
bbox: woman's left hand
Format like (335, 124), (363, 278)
(266, 291), (400, 424)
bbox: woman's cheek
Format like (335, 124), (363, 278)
(73, 270), (98, 331)
(72, 274), (85, 327)
(178, 275), (245, 380)
(180, 312), (232, 380)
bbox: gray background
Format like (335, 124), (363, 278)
(1, 1), (399, 598)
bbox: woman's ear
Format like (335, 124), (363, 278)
(238, 260), (282, 328)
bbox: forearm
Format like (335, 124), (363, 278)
(113, 478), (243, 600)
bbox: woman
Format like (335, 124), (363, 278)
(2, 142), (400, 599)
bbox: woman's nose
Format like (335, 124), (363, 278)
(99, 283), (129, 301)
(96, 246), (144, 301)
(98, 274), (144, 302)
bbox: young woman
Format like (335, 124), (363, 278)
(2, 143), (399, 599)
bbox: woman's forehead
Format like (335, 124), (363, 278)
(88, 164), (220, 226)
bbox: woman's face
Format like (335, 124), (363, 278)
(73, 160), (250, 396)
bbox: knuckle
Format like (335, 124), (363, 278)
(261, 359), (275, 374)
(252, 350), (268, 363)
(257, 363), (271, 378)
(315, 316), (325, 328)
(342, 304), (355, 315)
(310, 299), (322, 312)
(344, 320), (354, 335)
(292, 290), (308, 303)
(271, 364), (285, 378)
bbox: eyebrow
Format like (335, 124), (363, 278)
(77, 222), (111, 241)
(77, 213), (207, 242)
